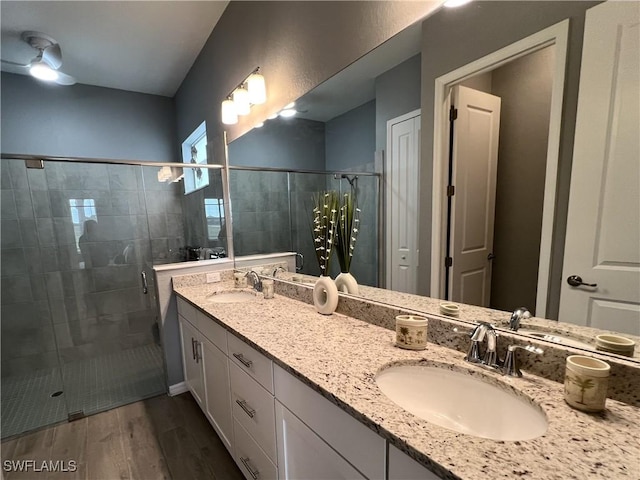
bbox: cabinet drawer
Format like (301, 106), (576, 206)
(230, 363), (276, 462)
(234, 418), (277, 480)
(198, 311), (227, 353)
(274, 364), (385, 480)
(228, 334), (274, 393)
(177, 297), (198, 326)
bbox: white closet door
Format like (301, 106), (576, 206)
(386, 111), (421, 293)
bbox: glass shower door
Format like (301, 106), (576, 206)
(44, 161), (165, 418)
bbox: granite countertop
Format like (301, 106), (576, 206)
(174, 281), (640, 480)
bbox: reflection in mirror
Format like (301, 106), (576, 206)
(228, 167), (379, 287)
(225, 2), (639, 364)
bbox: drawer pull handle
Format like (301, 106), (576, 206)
(191, 338), (196, 360)
(240, 456), (259, 479)
(233, 352), (253, 368)
(236, 399), (256, 418)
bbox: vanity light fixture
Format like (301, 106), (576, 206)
(443, 0), (473, 7)
(221, 67), (267, 125)
(233, 86), (251, 115)
(221, 97), (238, 125)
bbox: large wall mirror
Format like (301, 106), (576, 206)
(226, 1), (639, 363)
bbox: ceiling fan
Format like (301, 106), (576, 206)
(1, 31), (76, 85)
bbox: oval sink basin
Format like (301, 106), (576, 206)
(519, 330), (593, 350)
(376, 365), (548, 441)
(207, 291), (261, 304)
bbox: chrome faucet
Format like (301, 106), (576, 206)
(509, 307), (531, 331)
(502, 344), (544, 377)
(465, 322), (501, 369)
(245, 271), (263, 292)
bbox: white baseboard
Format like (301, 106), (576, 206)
(168, 381), (188, 396)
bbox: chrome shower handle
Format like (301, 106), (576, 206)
(141, 271), (148, 294)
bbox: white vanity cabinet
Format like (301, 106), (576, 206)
(388, 444), (441, 480)
(273, 364), (386, 480)
(178, 304), (205, 407)
(177, 296), (440, 480)
(177, 299), (233, 452)
(227, 335), (278, 480)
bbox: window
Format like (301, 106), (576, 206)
(205, 198), (225, 240)
(181, 121), (210, 194)
(69, 199), (97, 252)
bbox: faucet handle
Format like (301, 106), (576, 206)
(502, 344), (544, 377)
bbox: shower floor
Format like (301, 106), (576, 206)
(1, 343), (165, 439)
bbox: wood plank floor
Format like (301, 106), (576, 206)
(1, 393), (244, 480)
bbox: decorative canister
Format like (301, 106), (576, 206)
(395, 315), (428, 350)
(564, 355), (610, 412)
(262, 279), (274, 299)
(234, 272), (247, 288)
(595, 334), (635, 357)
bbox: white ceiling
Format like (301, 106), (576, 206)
(0, 1), (229, 97)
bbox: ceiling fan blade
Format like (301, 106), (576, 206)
(55, 70), (76, 86)
(1, 59), (29, 68)
(42, 44), (62, 69)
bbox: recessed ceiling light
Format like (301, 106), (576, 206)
(267, 113), (278, 120)
(443, 0), (473, 8)
(279, 108), (297, 118)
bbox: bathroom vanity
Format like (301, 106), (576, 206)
(173, 273), (639, 479)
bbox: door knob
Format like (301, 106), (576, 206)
(487, 253), (496, 261)
(567, 275), (597, 288)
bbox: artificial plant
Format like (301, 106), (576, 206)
(335, 192), (361, 273)
(311, 191), (339, 277)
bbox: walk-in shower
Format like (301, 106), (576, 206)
(0, 156), (225, 438)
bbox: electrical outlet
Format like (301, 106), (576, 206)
(206, 272), (221, 283)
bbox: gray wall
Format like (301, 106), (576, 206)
(175, 1), (435, 162)
(1, 73), (178, 161)
(490, 46), (554, 313)
(325, 100), (376, 171)
(375, 53), (422, 152)
(228, 117), (325, 170)
(417, 1), (601, 319)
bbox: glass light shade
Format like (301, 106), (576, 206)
(233, 87), (251, 115)
(247, 72), (267, 104)
(29, 62), (59, 82)
(221, 99), (238, 125)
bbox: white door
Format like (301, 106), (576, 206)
(559, 1), (640, 335)
(449, 85), (501, 306)
(386, 110), (420, 293)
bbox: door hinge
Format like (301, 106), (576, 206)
(447, 185), (455, 197)
(449, 106), (458, 121)
(445, 257), (453, 268)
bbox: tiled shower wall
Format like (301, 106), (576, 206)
(229, 169), (379, 286)
(229, 170), (293, 256)
(0, 161), (184, 377)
